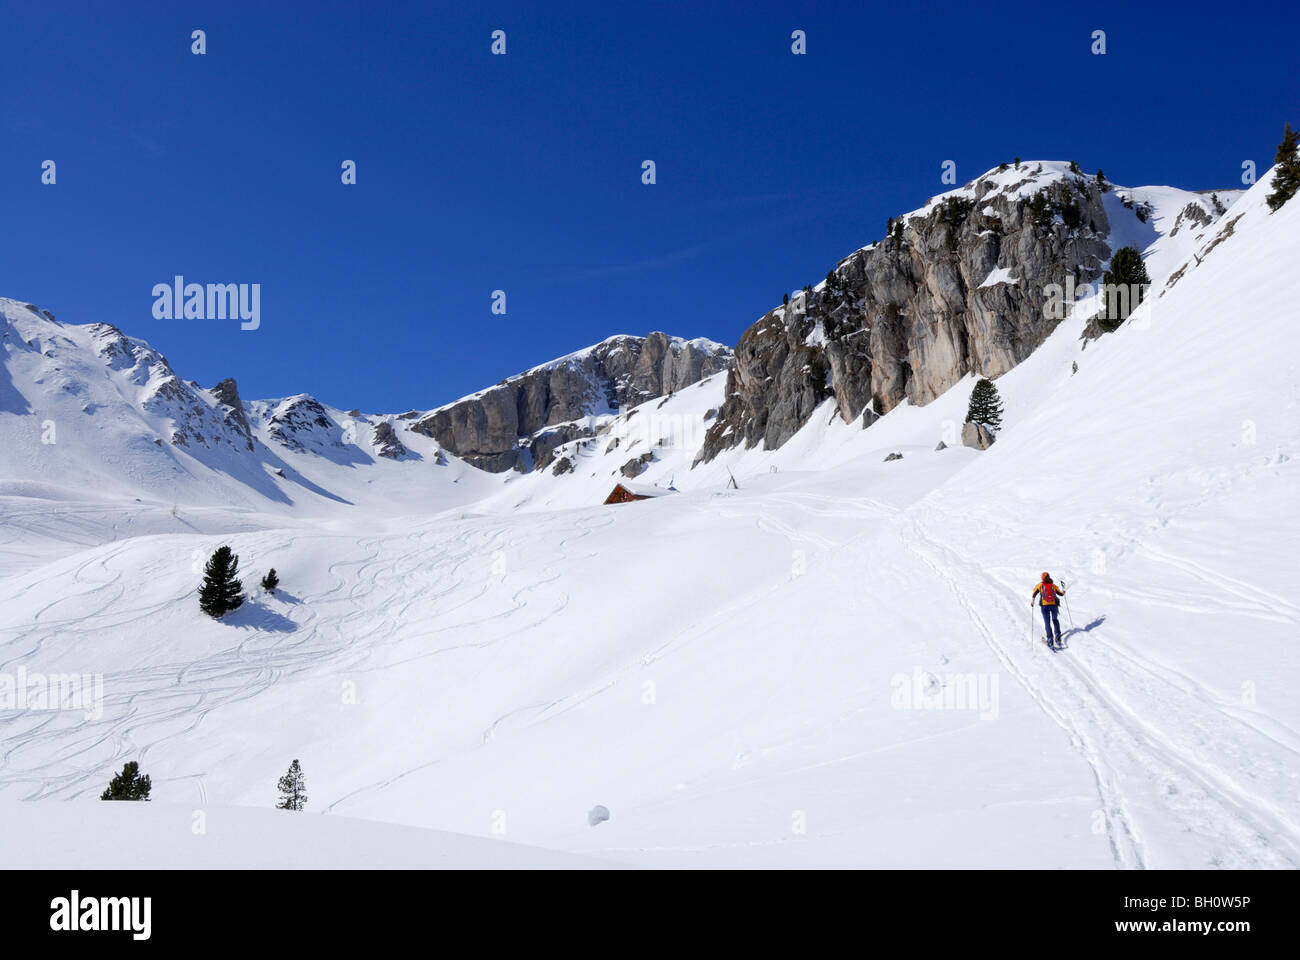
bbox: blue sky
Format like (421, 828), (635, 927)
(3, 1), (1296, 412)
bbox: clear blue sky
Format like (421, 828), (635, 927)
(3, 1), (1296, 413)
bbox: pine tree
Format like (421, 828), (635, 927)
(276, 759), (308, 811)
(1068, 160), (1081, 174)
(101, 761), (151, 801)
(261, 568), (279, 593)
(1029, 191), (1052, 229)
(965, 378), (1004, 430)
(1014, 157), (1020, 169)
(199, 545), (245, 618)
(1098, 246), (1151, 332)
(1060, 198), (1083, 230)
(1096, 168), (1110, 192)
(1266, 122), (1300, 212)
(782, 293), (790, 306)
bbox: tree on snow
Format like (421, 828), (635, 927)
(277, 759), (308, 811)
(101, 761), (151, 801)
(261, 568), (280, 593)
(1097, 246), (1151, 332)
(199, 545), (245, 618)
(966, 377), (1004, 430)
(1266, 121), (1300, 212)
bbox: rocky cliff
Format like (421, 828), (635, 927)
(412, 332), (732, 472)
(697, 162), (1115, 463)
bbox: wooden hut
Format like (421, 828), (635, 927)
(603, 483), (676, 505)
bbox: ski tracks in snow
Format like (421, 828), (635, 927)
(904, 510), (1300, 869)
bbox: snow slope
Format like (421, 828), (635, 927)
(0, 166), (1294, 868)
(0, 801), (617, 869)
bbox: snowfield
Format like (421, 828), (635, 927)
(0, 166), (1296, 868)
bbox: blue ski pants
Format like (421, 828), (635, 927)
(1041, 604), (1061, 642)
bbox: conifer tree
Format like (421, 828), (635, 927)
(965, 378), (1004, 430)
(1029, 191), (1051, 229)
(1266, 122), (1300, 212)
(276, 759), (308, 811)
(261, 568), (279, 593)
(199, 545), (245, 618)
(101, 761), (151, 801)
(1098, 246), (1151, 332)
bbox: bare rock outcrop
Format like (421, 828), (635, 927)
(413, 333), (731, 472)
(697, 164), (1113, 464)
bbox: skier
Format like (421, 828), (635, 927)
(1032, 572), (1066, 648)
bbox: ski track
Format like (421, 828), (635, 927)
(1, 485), (1295, 867)
(905, 505), (1300, 869)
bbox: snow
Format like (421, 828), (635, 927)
(978, 266), (1019, 288)
(0, 801), (617, 869)
(0, 167), (1296, 868)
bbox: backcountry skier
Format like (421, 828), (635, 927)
(1032, 573), (1066, 648)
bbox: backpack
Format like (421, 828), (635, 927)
(1040, 582), (1056, 605)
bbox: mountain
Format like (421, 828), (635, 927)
(410, 332), (731, 473)
(0, 302), (727, 505)
(697, 162), (1241, 463)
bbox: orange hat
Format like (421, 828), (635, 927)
(1041, 572), (1050, 581)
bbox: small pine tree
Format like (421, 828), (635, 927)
(998, 161), (1008, 172)
(261, 568), (279, 593)
(1014, 157), (1021, 169)
(1029, 192), (1052, 229)
(1097, 246), (1151, 332)
(892, 219), (903, 243)
(1096, 168), (1111, 192)
(1068, 160), (1081, 174)
(1266, 122), (1300, 212)
(782, 293), (789, 306)
(965, 378), (1004, 430)
(1060, 198), (1083, 230)
(199, 545), (245, 618)
(276, 759), (308, 811)
(101, 761), (151, 801)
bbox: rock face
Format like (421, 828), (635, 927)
(372, 421), (409, 459)
(620, 452), (655, 477)
(210, 378), (255, 451)
(413, 333), (731, 472)
(266, 396), (335, 451)
(962, 420), (996, 450)
(697, 163), (1113, 464)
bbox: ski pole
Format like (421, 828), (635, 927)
(1062, 580), (1075, 630)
